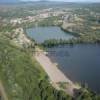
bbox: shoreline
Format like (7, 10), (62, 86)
(35, 47), (80, 95)
(23, 27), (81, 95)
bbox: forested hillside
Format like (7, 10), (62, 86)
(0, 34), (70, 100)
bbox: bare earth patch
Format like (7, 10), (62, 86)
(35, 47), (80, 95)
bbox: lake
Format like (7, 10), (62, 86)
(47, 44), (100, 93)
(26, 26), (100, 93)
(26, 26), (73, 43)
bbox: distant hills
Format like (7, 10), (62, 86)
(0, 0), (55, 4)
(0, 0), (39, 4)
(0, 0), (20, 4)
(0, 0), (99, 4)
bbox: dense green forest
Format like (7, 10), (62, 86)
(42, 33), (100, 47)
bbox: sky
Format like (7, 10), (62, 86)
(21, 0), (100, 2)
(0, 0), (100, 3)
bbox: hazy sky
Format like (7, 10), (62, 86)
(0, 0), (100, 3)
(21, 0), (100, 2)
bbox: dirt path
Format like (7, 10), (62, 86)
(35, 47), (80, 95)
(0, 81), (8, 100)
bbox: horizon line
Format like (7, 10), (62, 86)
(20, 0), (100, 3)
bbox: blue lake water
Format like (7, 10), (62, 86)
(26, 26), (73, 43)
(26, 26), (100, 93)
(47, 44), (100, 93)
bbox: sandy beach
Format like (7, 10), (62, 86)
(35, 47), (80, 95)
